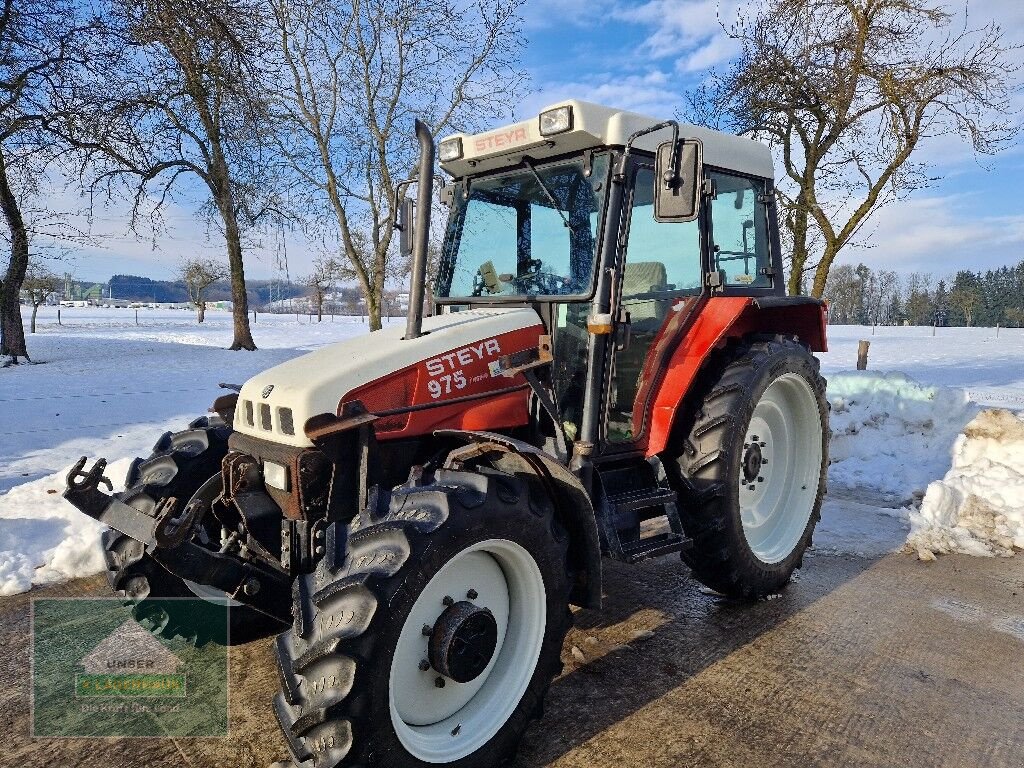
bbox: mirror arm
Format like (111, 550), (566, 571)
(613, 120), (679, 184)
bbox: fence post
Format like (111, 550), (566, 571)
(57, 309), (61, 325)
(135, 310), (139, 326)
(857, 340), (870, 371)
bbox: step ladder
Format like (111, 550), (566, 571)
(605, 485), (693, 564)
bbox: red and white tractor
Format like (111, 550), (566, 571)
(65, 100), (829, 767)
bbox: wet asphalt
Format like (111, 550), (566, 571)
(1, 546), (1022, 767)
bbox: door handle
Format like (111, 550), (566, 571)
(616, 311), (632, 351)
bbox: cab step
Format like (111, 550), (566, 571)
(619, 531), (693, 564)
(603, 479), (692, 564)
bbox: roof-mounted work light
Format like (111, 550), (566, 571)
(539, 106), (573, 136)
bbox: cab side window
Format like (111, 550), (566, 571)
(709, 172), (772, 289)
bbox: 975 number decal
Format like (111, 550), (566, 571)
(427, 371), (467, 399)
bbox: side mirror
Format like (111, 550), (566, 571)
(398, 196), (415, 258)
(654, 138), (703, 223)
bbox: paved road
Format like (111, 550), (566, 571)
(2, 543), (1023, 767)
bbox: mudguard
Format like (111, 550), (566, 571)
(437, 429), (603, 609)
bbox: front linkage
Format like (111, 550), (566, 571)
(64, 454), (292, 625)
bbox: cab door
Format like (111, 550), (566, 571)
(605, 163), (704, 445)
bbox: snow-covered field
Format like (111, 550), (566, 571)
(1, 307), (1022, 595)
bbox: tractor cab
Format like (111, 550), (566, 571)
(434, 101), (799, 455)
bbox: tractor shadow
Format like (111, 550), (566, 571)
(516, 551), (877, 766)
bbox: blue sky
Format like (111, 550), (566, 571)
(64, 0), (1024, 284)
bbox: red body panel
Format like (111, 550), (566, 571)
(642, 297), (828, 457)
(343, 325), (542, 440)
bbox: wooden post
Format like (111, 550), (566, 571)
(57, 309), (61, 325)
(135, 310), (139, 325)
(996, 323), (1000, 338)
(932, 322), (936, 337)
(253, 310), (256, 324)
(857, 340), (870, 370)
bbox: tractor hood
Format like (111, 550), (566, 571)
(234, 307), (544, 447)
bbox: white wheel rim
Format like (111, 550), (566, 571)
(739, 372), (822, 564)
(389, 538), (546, 763)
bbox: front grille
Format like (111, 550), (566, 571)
(243, 399), (254, 427)
(259, 403), (272, 431)
(278, 407), (295, 436)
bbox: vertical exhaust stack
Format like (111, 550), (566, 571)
(405, 119), (435, 341)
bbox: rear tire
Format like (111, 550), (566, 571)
(104, 415), (287, 645)
(273, 468), (572, 768)
(669, 336), (828, 598)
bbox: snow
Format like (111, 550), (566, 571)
(907, 409), (1024, 559)
(1, 313), (1022, 594)
(825, 371), (979, 505)
(1, 306), (397, 595)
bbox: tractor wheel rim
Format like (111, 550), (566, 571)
(739, 372), (822, 564)
(389, 538), (546, 763)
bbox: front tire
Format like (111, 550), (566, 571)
(670, 336), (828, 598)
(273, 468), (572, 768)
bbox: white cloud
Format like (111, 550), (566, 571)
(838, 194), (1024, 273)
(520, 69), (683, 119)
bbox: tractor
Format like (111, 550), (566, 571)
(64, 100), (829, 768)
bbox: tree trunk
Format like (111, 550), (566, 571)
(31, 303), (39, 333)
(0, 150), (30, 362)
(198, 300), (206, 323)
(213, 181), (256, 350)
(316, 294), (323, 322)
(787, 199), (810, 295)
(811, 244), (837, 298)
(367, 294), (382, 331)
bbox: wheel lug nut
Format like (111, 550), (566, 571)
(422, 624), (432, 636)
(435, 676), (446, 688)
(419, 659), (430, 671)
(748, 484), (756, 491)
(757, 476), (764, 482)
(466, 589), (478, 600)
(442, 595), (454, 607)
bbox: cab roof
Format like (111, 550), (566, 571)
(439, 99), (774, 180)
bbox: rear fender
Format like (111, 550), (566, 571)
(646, 296), (827, 456)
(437, 429), (602, 609)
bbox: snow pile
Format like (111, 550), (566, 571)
(907, 409), (1024, 560)
(826, 371), (979, 504)
(0, 458), (133, 595)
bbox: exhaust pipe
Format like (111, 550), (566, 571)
(405, 119), (435, 341)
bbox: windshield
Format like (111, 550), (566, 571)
(436, 153), (610, 300)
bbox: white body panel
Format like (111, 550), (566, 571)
(440, 100), (774, 179)
(234, 307), (542, 447)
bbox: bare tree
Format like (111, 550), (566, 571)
(181, 257), (227, 323)
(22, 260), (58, 332)
(0, 0), (93, 362)
(54, 0), (278, 350)
(689, 0), (1020, 296)
(303, 255), (336, 322)
(268, 0), (525, 331)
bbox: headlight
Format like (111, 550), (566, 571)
(439, 137), (463, 162)
(263, 461), (289, 492)
(539, 106), (573, 136)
